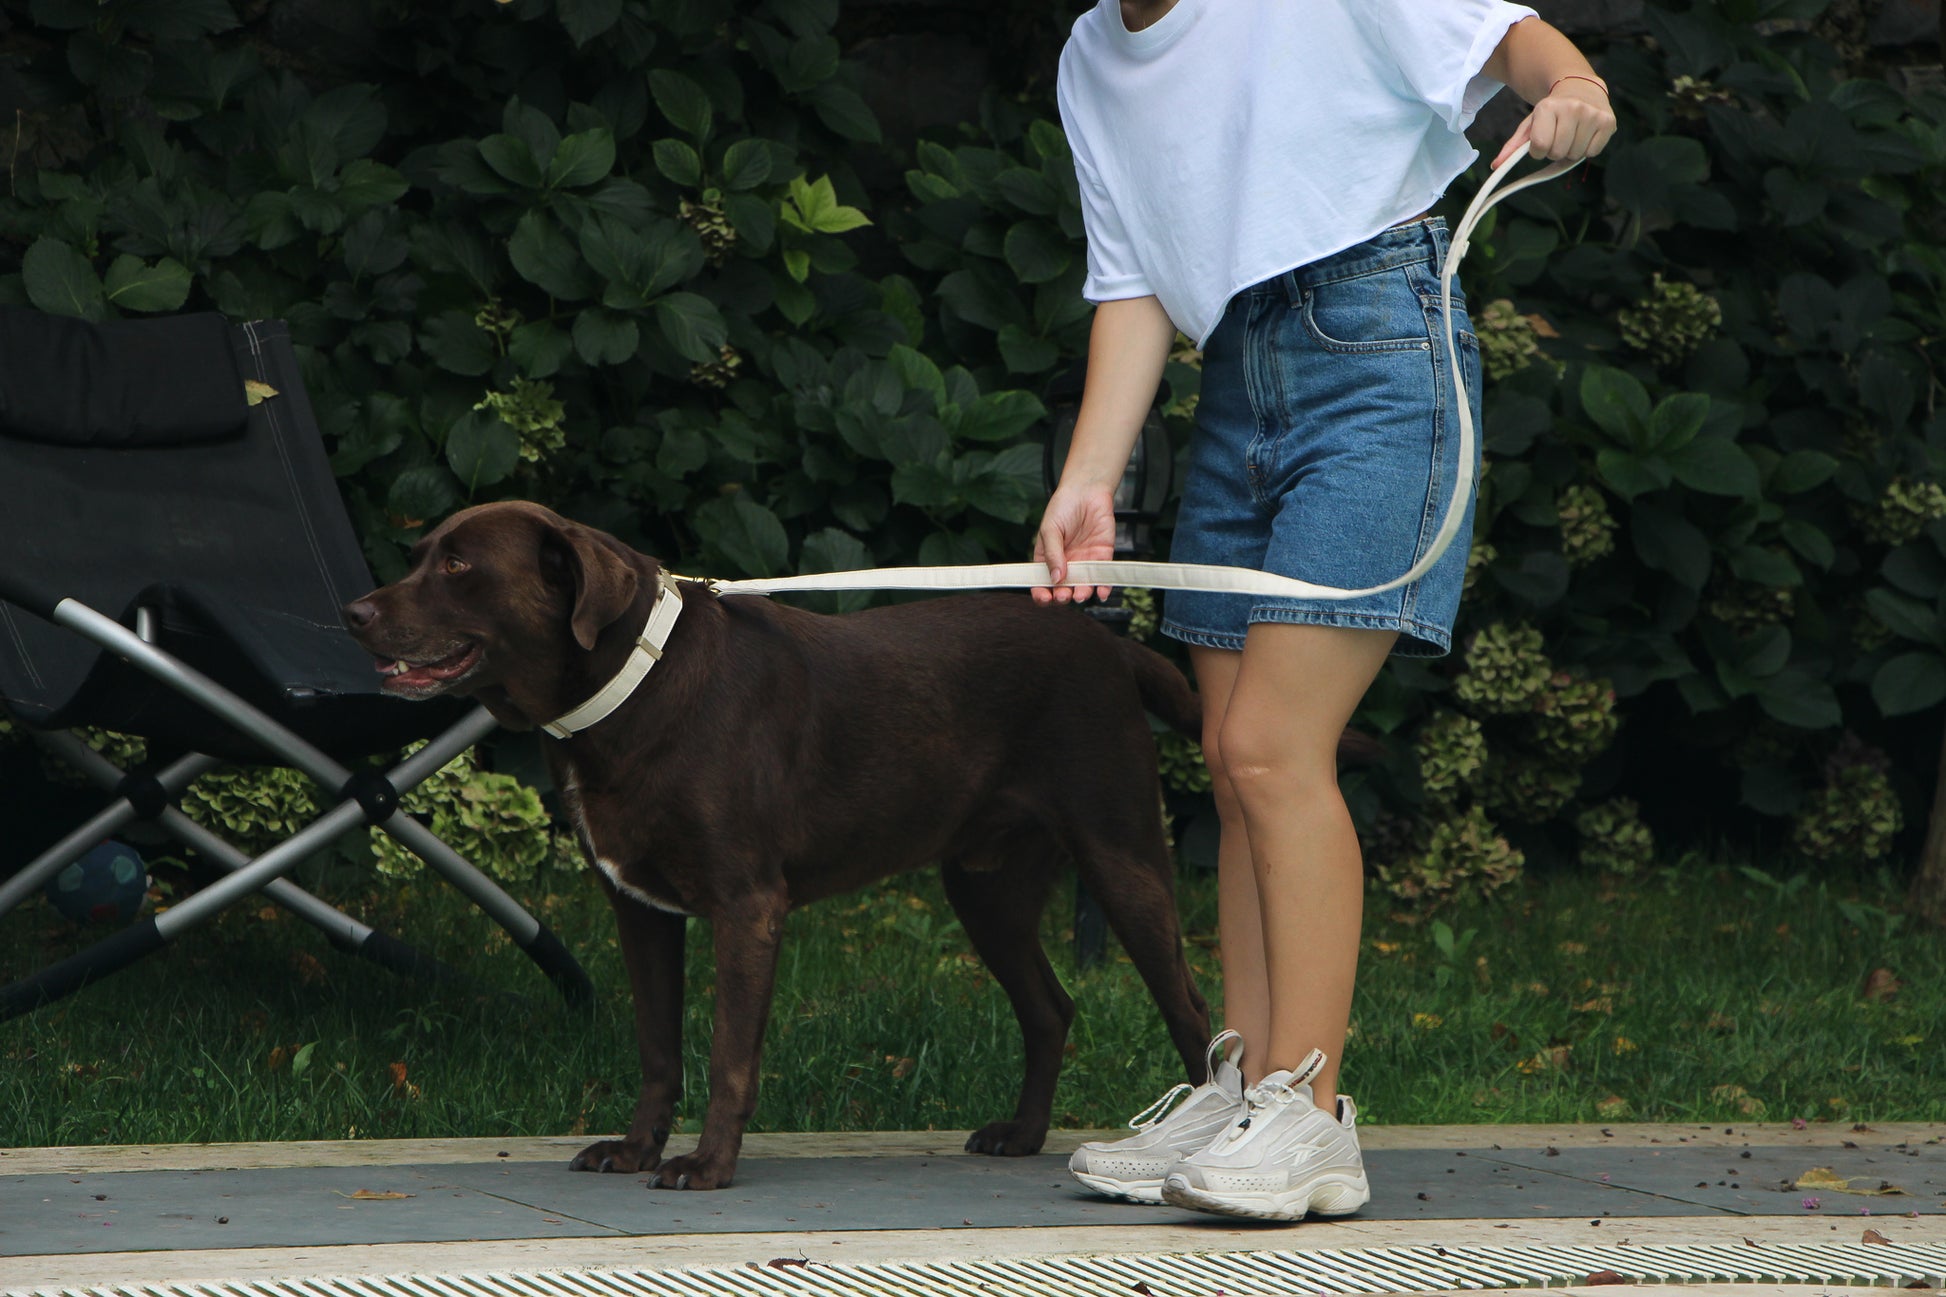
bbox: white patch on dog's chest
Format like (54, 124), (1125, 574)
(561, 766), (695, 916)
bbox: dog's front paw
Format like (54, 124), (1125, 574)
(964, 1120), (1047, 1156)
(647, 1150), (733, 1190)
(569, 1139), (660, 1174)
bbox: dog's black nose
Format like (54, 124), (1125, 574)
(342, 600), (379, 630)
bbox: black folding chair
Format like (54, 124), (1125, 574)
(0, 308), (591, 1020)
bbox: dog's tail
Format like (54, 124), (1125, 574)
(1118, 638), (1385, 765)
(1121, 639), (1203, 738)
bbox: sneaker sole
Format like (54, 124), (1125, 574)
(1161, 1172), (1370, 1222)
(1071, 1170), (1165, 1205)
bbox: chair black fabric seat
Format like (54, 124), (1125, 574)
(0, 308), (590, 1022)
(0, 314), (462, 761)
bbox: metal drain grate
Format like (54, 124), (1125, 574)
(12, 1242), (1946, 1297)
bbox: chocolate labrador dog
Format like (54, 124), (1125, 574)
(341, 500), (1217, 1189)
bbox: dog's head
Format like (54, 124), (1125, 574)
(341, 501), (647, 711)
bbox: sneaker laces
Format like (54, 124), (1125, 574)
(1233, 1076), (1300, 1129)
(1127, 1082), (1194, 1131)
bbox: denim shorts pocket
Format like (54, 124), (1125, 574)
(1300, 266), (1432, 354)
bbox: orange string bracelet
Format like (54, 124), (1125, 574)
(1550, 73), (1610, 98)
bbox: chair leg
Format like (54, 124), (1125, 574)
(20, 602), (592, 1007)
(0, 745), (216, 919)
(0, 797), (364, 1022)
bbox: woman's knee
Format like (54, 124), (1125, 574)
(1214, 710), (1340, 806)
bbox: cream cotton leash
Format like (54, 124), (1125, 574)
(717, 149), (1579, 603)
(540, 152), (1578, 738)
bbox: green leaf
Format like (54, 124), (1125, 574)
(1595, 447), (1671, 500)
(290, 1041), (317, 1077)
(558, 0), (623, 45)
(386, 465), (462, 524)
(1002, 221), (1071, 284)
(22, 236), (104, 321)
(784, 174), (871, 234)
(102, 254), (190, 312)
(653, 291), (727, 363)
(1668, 437), (1760, 498)
(994, 167), (1056, 215)
(1648, 392), (1709, 453)
(509, 321), (574, 378)
(1727, 545), (1800, 587)
(652, 138), (702, 187)
(955, 389), (1046, 443)
(810, 83), (881, 143)
(798, 528), (874, 612)
(572, 307), (641, 365)
(773, 276), (814, 326)
(701, 491), (788, 577)
(719, 138), (773, 190)
(336, 159), (408, 208)
(1779, 519), (1835, 570)
(1756, 671), (1841, 730)
(657, 423), (708, 476)
(888, 345), (947, 412)
(418, 311), (497, 376)
(1873, 652), (1946, 716)
(1865, 588), (1944, 647)
(1580, 366), (1651, 445)
(508, 211), (594, 300)
(445, 410), (521, 490)
(1772, 449), (1839, 494)
(1630, 501), (1711, 589)
(723, 193), (775, 253)
(783, 248), (811, 283)
(548, 129), (615, 189)
(478, 134), (544, 189)
(997, 324), (1059, 374)
(649, 68), (712, 139)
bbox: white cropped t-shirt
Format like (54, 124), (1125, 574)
(1057, 0), (1536, 347)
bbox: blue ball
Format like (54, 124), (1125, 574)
(45, 841), (149, 925)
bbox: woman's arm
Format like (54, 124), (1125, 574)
(1482, 17), (1617, 166)
(1032, 293), (1178, 604)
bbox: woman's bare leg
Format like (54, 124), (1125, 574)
(1194, 624), (1392, 1107)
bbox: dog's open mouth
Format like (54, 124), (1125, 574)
(374, 642), (482, 695)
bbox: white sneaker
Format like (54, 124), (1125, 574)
(1161, 1048), (1370, 1222)
(1068, 1030), (1247, 1204)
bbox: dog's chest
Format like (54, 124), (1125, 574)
(558, 766), (696, 916)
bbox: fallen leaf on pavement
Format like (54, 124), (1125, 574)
(336, 1189), (413, 1201)
(1797, 1168), (1907, 1196)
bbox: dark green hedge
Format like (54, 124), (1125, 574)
(5, 0), (1944, 899)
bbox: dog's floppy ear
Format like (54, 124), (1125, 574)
(542, 523), (640, 651)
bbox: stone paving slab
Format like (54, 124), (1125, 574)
(5, 1141), (1942, 1260)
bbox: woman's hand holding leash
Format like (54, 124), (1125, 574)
(1034, 482), (1117, 605)
(1493, 75), (1615, 167)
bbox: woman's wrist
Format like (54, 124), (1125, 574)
(1548, 72), (1609, 100)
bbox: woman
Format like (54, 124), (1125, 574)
(1040, 0), (1615, 1221)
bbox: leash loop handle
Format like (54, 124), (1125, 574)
(719, 150), (1579, 603)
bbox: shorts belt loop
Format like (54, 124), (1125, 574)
(1280, 268), (1304, 308)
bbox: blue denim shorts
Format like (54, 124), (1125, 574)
(1161, 218), (1483, 659)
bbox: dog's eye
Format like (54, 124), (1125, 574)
(442, 557), (469, 576)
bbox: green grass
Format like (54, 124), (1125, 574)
(3, 858), (1942, 1148)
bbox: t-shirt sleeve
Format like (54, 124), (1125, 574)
(1070, 155), (1155, 303)
(1353, 0), (1539, 133)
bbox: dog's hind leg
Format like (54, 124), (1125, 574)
(941, 856), (1071, 1156)
(572, 880), (687, 1175)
